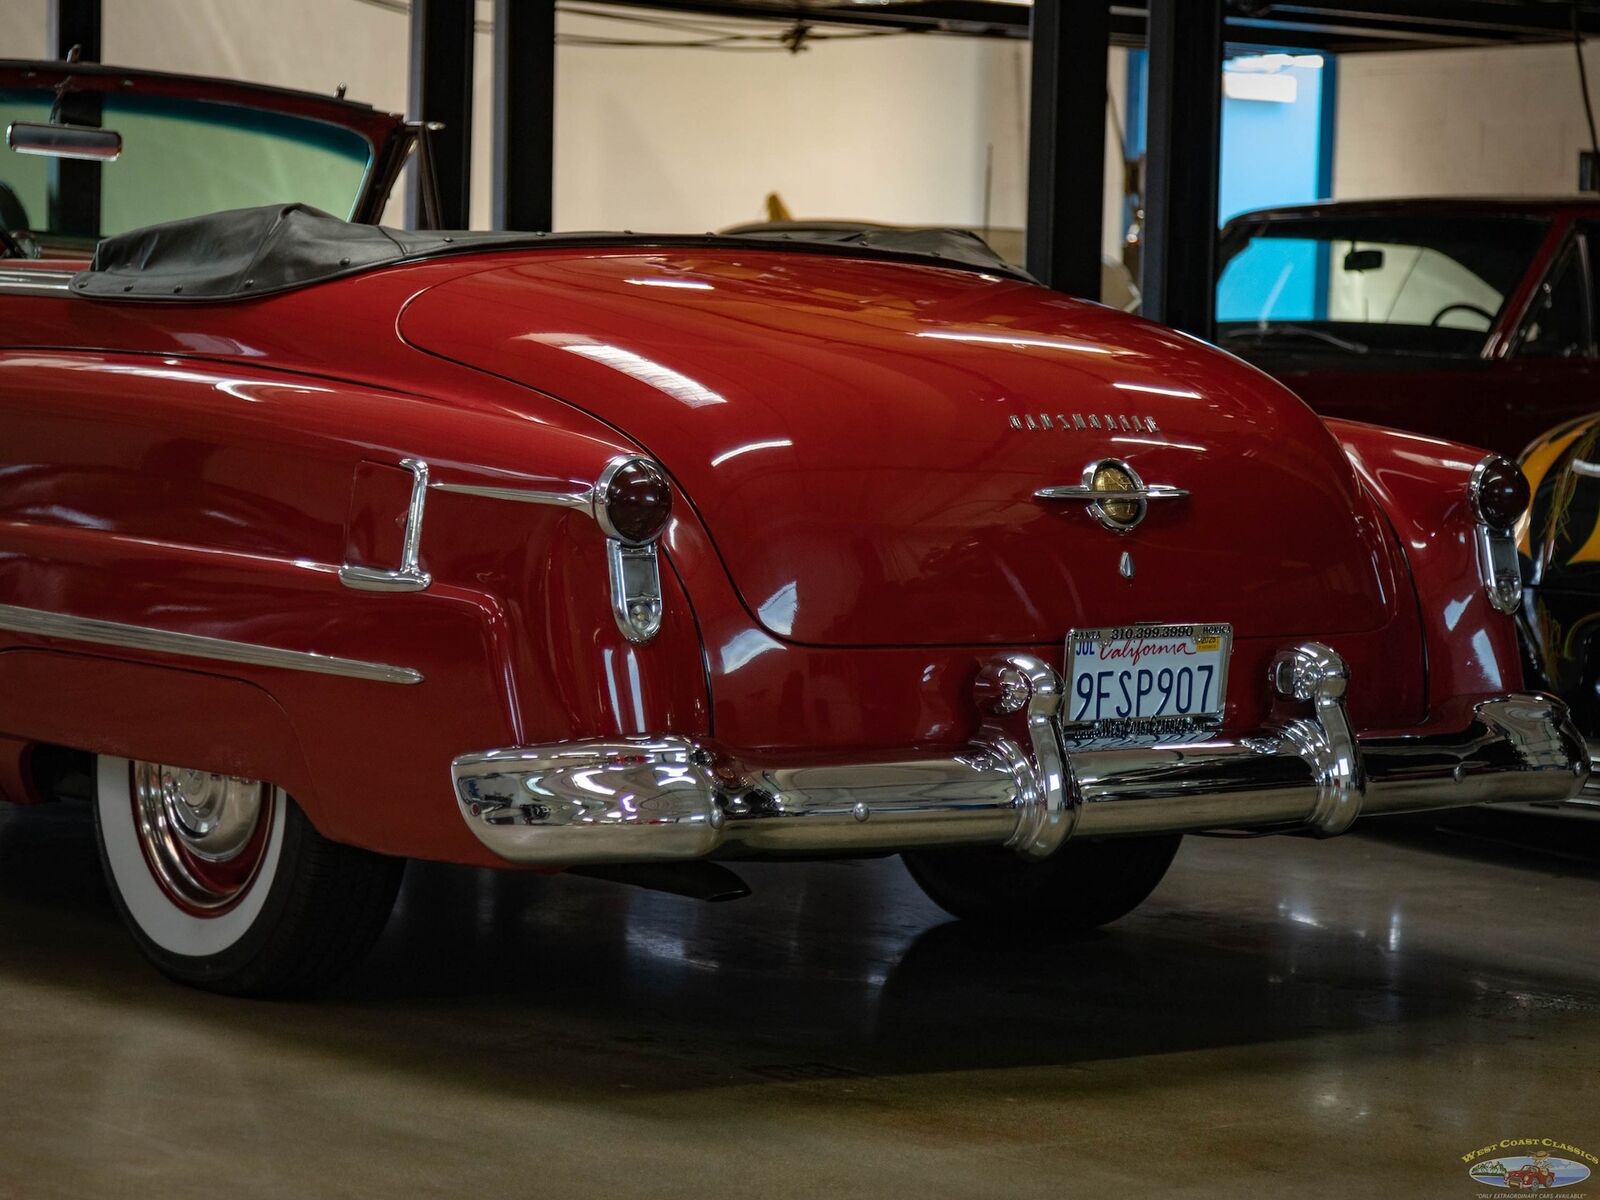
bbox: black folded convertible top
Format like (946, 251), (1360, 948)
(71, 203), (1033, 301)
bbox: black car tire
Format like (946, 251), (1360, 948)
(903, 835), (1182, 931)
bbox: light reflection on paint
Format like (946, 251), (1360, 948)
(4, 356), (329, 404)
(720, 629), (780, 673)
(524, 334), (727, 407)
(1112, 380), (1202, 399)
(914, 330), (1115, 354)
(758, 582), (798, 636)
(624, 278), (714, 290)
(1471, 629), (1502, 689)
(625, 648), (647, 733)
(1110, 435), (1208, 452)
(602, 647), (624, 727)
(711, 438), (792, 467)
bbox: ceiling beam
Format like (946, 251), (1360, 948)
(583, 0), (1600, 50)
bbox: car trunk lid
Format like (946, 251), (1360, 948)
(400, 248), (1403, 648)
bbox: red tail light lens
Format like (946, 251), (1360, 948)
(1470, 455), (1530, 531)
(595, 456), (672, 544)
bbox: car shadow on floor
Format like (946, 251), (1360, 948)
(2, 800), (1597, 1100)
(1359, 807), (1600, 879)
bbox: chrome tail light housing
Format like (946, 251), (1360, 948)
(594, 456), (672, 642)
(1469, 454), (1530, 615)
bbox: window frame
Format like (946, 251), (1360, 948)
(1510, 227), (1598, 360)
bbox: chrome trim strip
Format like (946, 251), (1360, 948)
(0, 602), (423, 685)
(430, 480), (595, 510)
(1034, 485), (1189, 501)
(339, 457), (433, 593)
(0, 267), (76, 295)
(451, 647), (1588, 866)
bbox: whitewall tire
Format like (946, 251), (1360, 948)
(93, 755), (404, 995)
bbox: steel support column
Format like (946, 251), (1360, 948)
(1025, 0), (1109, 297)
(407, 0), (475, 229)
(1141, 0), (1222, 337)
(47, 0), (102, 239)
(49, 0), (100, 59)
(491, 0), (556, 231)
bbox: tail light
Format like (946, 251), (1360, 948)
(594, 456), (672, 643)
(1469, 455), (1530, 532)
(1469, 454), (1527, 614)
(595, 456), (672, 545)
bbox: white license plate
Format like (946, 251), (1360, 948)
(1064, 623), (1231, 739)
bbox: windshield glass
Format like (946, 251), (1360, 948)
(0, 87), (372, 247)
(1216, 215), (1548, 357)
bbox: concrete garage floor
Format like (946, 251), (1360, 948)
(0, 803), (1596, 1199)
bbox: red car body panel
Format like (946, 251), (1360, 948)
(1329, 418), (1523, 703)
(402, 252), (1403, 648)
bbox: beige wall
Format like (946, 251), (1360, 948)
(1335, 41), (1600, 198)
(0, 0), (1137, 259)
(18, 3), (1600, 241)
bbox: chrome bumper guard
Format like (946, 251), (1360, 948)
(451, 643), (1589, 866)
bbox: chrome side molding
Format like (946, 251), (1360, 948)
(0, 602), (423, 685)
(431, 479), (594, 510)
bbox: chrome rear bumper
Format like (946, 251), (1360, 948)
(451, 643), (1589, 867)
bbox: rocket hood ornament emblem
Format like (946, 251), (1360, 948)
(1035, 459), (1188, 532)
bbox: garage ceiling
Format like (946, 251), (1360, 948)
(597, 0), (1600, 51)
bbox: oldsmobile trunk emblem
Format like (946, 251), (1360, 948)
(1010, 411), (1160, 434)
(1035, 458), (1189, 532)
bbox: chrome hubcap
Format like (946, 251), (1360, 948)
(132, 761), (271, 911)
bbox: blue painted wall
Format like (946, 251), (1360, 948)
(1125, 51), (1336, 318)
(1123, 51), (1335, 216)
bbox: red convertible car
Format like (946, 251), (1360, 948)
(1219, 197), (1600, 458)
(0, 60), (1588, 995)
(1505, 1162), (1557, 1189)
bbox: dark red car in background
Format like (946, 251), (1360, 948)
(1218, 198), (1600, 458)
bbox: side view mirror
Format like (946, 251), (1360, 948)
(1343, 248), (1384, 273)
(6, 121), (121, 162)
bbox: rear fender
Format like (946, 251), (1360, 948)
(0, 351), (711, 864)
(0, 649), (320, 802)
(1329, 418), (1523, 704)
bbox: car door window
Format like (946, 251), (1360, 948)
(1517, 238), (1594, 359)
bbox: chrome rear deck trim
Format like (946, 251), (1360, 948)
(0, 268), (77, 294)
(431, 479), (595, 510)
(0, 602), (423, 685)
